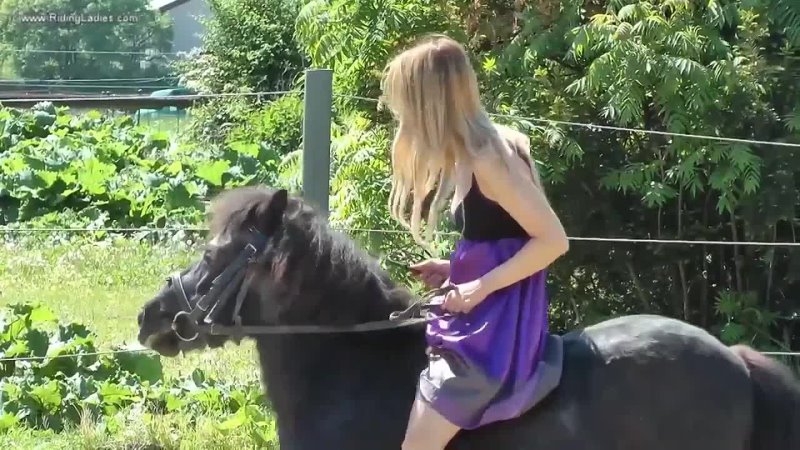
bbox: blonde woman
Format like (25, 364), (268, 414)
(381, 35), (570, 450)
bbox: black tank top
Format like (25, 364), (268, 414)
(453, 175), (528, 240)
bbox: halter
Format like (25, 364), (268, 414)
(168, 229), (450, 341)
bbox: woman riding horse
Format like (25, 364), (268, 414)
(380, 34), (570, 450)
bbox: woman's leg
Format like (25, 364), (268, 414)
(401, 396), (461, 450)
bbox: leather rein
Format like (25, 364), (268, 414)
(168, 229), (449, 342)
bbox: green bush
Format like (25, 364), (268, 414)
(175, 0), (305, 148)
(0, 302), (273, 443)
(226, 93), (304, 158)
(0, 104), (277, 228)
(291, 0), (800, 349)
(177, 0), (304, 95)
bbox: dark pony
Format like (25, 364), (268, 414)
(137, 186), (800, 450)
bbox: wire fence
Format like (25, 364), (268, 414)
(0, 89), (300, 103)
(0, 76), (181, 82)
(0, 82), (181, 90)
(1, 222), (798, 362)
(4, 89), (797, 149)
(334, 93), (800, 149)
(1, 89), (799, 363)
(0, 341), (796, 363)
(0, 348), (152, 363)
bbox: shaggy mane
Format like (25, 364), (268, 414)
(206, 185), (416, 323)
(207, 186), (311, 238)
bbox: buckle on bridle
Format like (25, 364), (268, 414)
(172, 310), (200, 342)
(168, 231), (269, 342)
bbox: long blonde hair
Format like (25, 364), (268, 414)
(380, 34), (542, 246)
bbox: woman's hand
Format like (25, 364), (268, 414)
(441, 279), (490, 314)
(409, 258), (450, 289)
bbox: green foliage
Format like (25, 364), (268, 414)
(177, 0), (304, 94)
(0, 104), (281, 227)
(225, 93), (304, 158)
(0, 0), (173, 80)
(289, 0), (800, 350)
(0, 302), (275, 445)
(295, 0), (463, 106)
(175, 0), (305, 150)
(475, 0), (800, 343)
(331, 113), (455, 284)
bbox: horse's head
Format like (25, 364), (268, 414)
(138, 185), (418, 357)
(136, 186), (297, 357)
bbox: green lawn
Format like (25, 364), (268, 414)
(0, 235), (273, 449)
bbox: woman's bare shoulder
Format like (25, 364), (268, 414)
(493, 123), (531, 151)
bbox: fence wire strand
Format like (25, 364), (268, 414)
(2, 226), (800, 247)
(0, 342), (796, 363)
(0, 76), (180, 82)
(0, 90), (300, 103)
(335, 94), (800, 149)
(0, 348), (152, 363)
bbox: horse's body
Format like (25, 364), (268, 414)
(257, 315), (757, 450)
(136, 186), (800, 450)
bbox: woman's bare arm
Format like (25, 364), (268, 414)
(472, 153), (569, 294)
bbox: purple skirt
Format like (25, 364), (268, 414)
(417, 237), (553, 429)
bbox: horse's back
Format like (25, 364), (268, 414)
(452, 314), (753, 450)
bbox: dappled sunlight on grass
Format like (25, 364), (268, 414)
(0, 237), (260, 381)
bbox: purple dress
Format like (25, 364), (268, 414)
(416, 175), (562, 430)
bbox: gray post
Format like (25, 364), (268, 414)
(301, 68), (333, 218)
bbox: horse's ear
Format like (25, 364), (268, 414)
(249, 189), (289, 234)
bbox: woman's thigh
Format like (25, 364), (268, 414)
(403, 396), (461, 449)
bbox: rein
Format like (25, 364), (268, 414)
(169, 230), (451, 342)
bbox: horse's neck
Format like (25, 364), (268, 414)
(304, 260), (415, 324)
(254, 327), (428, 450)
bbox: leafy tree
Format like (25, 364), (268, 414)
(295, 0), (463, 112)
(292, 0), (800, 356)
(177, 0), (306, 155)
(176, 0), (304, 95)
(0, 0), (173, 80)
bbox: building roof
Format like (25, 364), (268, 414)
(150, 0), (193, 12)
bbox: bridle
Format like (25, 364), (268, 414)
(168, 229), (450, 342)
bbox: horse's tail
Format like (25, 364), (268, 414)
(730, 345), (800, 450)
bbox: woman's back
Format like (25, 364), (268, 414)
(454, 127), (535, 241)
(454, 175), (529, 241)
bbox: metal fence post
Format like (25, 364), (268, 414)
(301, 68), (333, 219)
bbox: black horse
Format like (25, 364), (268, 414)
(137, 186), (800, 450)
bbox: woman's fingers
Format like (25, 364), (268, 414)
(411, 260), (450, 289)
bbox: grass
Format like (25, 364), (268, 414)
(0, 409), (275, 450)
(0, 234), (271, 449)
